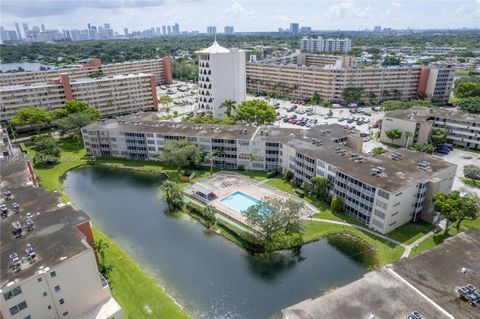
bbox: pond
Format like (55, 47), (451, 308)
(63, 166), (366, 319)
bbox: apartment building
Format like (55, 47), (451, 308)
(0, 155), (123, 319)
(259, 52), (356, 69)
(381, 107), (480, 150)
(0, 57), (172, 87)
(1, 73), (158, 121)
(0, 125), (13, 158)
(300, 37), (352, 53)
(195, 41), (246, 118)
(82, 113), (456, 234)
(246, 53), (454, 104)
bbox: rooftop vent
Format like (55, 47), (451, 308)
(418, 161), (431, 170)
(390, 152), (403, 161)
(370, 166), (386, 176)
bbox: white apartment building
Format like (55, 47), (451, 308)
(195, 41), (246, 118)
(82, 113), (456, 234)
(0, 57), (172, 87)
(1, 156), (123, 319)
(0, 73), (158, 121)
(381, 107), (480, 150)
(301, 37), (351, 53)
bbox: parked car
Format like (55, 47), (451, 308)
(332, 103), (342, 108)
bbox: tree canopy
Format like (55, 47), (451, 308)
(64, 100), (100, 117)
(430, 125), (449, 146)
(11, 106), (52, 133)
(433, 191), (479, 234)
(235, 100), (276, 125)
(385, 129), (402, 145)
(243, 197), (304, 242)
(454, 82), (480, 99)
(158, 139), (204, 170)
(342, 87), (364, 103)
(31, 134), (61, 167)
(456, 97), (480, 113)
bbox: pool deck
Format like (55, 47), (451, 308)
(185, 172), (314, 230)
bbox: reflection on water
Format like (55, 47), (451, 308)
(64, 166), (366, 319)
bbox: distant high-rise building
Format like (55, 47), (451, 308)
(173, 23), (180, 35)
(104, 23), (111, 29)
(156, 27), (161, 35)
(373, 26), (382, 33)
(206, 26), (216, 35)
(167, 25), (171, 35)
(22, 23), (28, 36)
(124, 28), (128, 36)
(301, 36), (351, 53)
(300, 36), (324, 53)
(14, 22), (22, 39)
(162, 25), (166, 35)
(300, 26), (311, 34)
(87, 23), (91, 30)
(325, 38), (351, 53)
(41, 23), (46, 32)
(224, 25), (234, 34)
(290, 23), (299, 34)
(195, 40), (246, 118)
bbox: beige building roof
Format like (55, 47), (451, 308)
(385, 107), (480, 123)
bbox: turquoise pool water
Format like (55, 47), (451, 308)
(220, 191), (261, 212)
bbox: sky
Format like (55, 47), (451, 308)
(1, 0), (479, 33)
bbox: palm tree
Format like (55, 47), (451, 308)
(161, 180), (184, 210)
(247, 153), (255, 175)
(204, 152), (214, 174)
(404, 131), (413, 148)
(220, 99), (237, 118)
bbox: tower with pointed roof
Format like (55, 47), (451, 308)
(195, 40), (246, 118)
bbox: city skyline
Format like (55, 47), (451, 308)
(1, 0), (479, 33)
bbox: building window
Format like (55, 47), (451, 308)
(54, 285), (61, 292)
(378, 189), (390, 199)
(50, 271), (57, 278)
(9, 301), (27, 316)
(59, 298), (65, 305)
(3, 286), (22, 301)
(48, 305), (52, 310)
(43, 292), (48, 297)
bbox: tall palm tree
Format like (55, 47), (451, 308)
(220, 99), (237, 118)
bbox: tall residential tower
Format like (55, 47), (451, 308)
(195, 40), (246, 118)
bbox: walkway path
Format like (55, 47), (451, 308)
(401, 230), (436, 258)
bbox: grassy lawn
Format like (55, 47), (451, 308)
(412, 216), (480, 256)
(26, 138), (87, 202)
(303, 221), (404, 268)
(454, 69), (470, 75)
(93, 228), (190, 319)
(462, 178), (480, 189)
(265, 177), (296, 194)
(387, 221), (435, 245)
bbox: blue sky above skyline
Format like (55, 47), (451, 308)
(1, 0), (479, 32)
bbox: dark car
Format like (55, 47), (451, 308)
(436, 148), (450, 154)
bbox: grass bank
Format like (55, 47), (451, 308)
(93, 228), (190, 319)
(26, 139), (191, 318)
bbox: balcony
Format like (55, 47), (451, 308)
(100, 273), (109, 288)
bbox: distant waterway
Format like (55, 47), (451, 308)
(0, 62), (57, 72)
(63, 166), (366, 319)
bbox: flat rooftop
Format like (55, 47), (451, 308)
(86, 113), (456, 192)
(0, 154), (91, 290)
(283, 229), (480, 319)
(85, 113), (261, 141)
(385, 107), (480, 123)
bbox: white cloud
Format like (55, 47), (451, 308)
(324, 1), (372, 19)
(384, 1), (401, 18)
(455, 0), (480, 17)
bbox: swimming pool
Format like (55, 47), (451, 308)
(220, 191), (261, 212)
